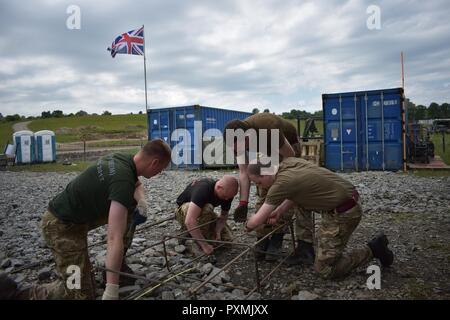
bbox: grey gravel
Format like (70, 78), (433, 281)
(1, 170), (449, 300)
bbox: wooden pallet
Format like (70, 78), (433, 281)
(300, 140), (322, 166)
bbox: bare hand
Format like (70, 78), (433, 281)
(202, 243), (214, 255)
(267, 211), (281, 225)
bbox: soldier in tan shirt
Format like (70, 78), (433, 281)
(224, 113), (313, 262)
(245, 158), (394, 279)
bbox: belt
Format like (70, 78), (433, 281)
(335, 189), (359, 213)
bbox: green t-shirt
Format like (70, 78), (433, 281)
(265, 158), (355, 211)
(49, 153), (138, 224)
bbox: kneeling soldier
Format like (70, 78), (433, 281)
(245, 158), (394, 279)
(175, 176), (238, 255)
(0, 140), (171, 299)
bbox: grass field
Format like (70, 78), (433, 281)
(0, 121), (16, 147)
(431, 133), (450, 164)
(87, 139), (144, 148)
(4, 115), (323, 147)
(409, 170), (450, 177)
(28, 114), (147, 143)
(7, 160), (91, 172)
(6, 148), (140, 173)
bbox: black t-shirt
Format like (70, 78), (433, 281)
(176, 178), (232, 211)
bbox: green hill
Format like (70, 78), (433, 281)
(1, 113), (325, 147)
(0, 121), (15, 146)
(27, 114), (147, 143)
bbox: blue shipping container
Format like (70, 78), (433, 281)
(148, 105), (252, 169)
(322, 88), (406, 171)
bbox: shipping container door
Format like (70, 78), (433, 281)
(323, 94), (359, 171)
(149, 110), (171, 144)
(381, 90), (403, 170)
(361, 92), (383, 170)
(172, 107), (198, 168)
(202, 107), (227, 166)
(360, 90), (403, 170)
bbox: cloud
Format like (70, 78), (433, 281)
(0, 0), (449, 116)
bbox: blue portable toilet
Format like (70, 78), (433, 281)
(13, 130), (35, 164)
(322, 88), (406, 172)
(35, 130), (56, 163)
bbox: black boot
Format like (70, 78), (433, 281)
(265, 233), (284, 261)
(254, 237), (270, 261)
(367, 233), (394, 267)
(0, 273), (45, 300)
(285, 240), (315, 266)
(0, 273), (18, 300)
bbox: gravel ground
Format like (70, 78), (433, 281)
(1, 169), (449, 300)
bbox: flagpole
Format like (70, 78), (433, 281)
(143, 24), (148, 114)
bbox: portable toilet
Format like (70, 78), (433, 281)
(35, 130), (56, 163)
(13, 130), (35, 164)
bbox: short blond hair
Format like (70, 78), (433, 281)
(141, 139), (171, 163)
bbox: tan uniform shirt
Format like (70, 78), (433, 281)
(243, 113), (299, 148)
(265, 158), (355, 211)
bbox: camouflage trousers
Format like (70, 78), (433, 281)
(314, 204), (373, 279)
(33, 210), (134, 300)
(175, 203), (233, 242)
(255, 186), (313, 243)
(254, 142), (314, 241)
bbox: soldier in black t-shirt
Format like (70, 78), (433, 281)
(175, 176), (238, 255)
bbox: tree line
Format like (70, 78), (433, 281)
(0, 110), (144, 122)
(251, 108), (324, 119)
(406, 100), (450, 121)
(2, 101), (448, 123)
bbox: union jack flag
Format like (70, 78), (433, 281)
(107, 26), (144, 58)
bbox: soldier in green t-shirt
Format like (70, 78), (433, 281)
(224, 113), (314, 262)
(244, 158), (394, 280)
(2, 139), (171, 300)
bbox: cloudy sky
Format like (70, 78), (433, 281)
(0, 0), (449, 116)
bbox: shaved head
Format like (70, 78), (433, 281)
(215, 175), (239, 201)
(220, 175), (239, 193)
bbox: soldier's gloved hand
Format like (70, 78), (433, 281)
(132, 207), (147, 226)
(102, 283), (119, 300)
(233, 201), (248, 222)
